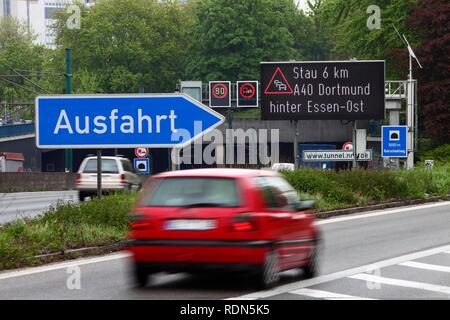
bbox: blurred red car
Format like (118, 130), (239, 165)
(126, 168), (322, 288)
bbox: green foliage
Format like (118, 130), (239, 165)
(422, 145), (450, 163)
(52, 0), (194, 93)
(0, 192), (135, 270)
(314, 0), (418, 79)
(0, 17), (49, 107)
(186, 0), (316, 81)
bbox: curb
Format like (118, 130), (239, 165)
(316, 196), (447, 219)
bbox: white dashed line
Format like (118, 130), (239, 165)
(290, 288), (376, 300)
(399, 261), (450, 273)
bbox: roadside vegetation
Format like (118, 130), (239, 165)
(1, 165), (449, 270)
(284, 164), (450, 211)
(0, 193), (135, 270)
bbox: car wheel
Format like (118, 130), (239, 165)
(303, 239), (322, 279)
(78, 191), (88, 202)
(257, 249), (280, 289)
(133, 263), (149, 288)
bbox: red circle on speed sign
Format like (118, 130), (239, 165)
(239, 83), (256, 99)
(212, 83), (228, 99)
(135, 147), (149, 158)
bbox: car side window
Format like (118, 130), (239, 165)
(121, 160), (134, 173)
(265, 176), (300, 212)
(253, 177), (283, 209)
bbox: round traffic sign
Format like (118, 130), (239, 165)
(212, 83), (228, 99)
(342, 141), (353, 151)
(135, 147), (149, 158)
(239, 82), (256, 99)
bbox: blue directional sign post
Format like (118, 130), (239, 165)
(382, 125), (407, 158)
(35, 94), (225, 149)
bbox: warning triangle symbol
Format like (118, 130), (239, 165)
(264, 67), (294, 95)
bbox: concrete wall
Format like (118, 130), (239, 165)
(0, 172), (76, 192)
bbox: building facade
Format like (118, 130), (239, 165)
(0, 0), (95, 48)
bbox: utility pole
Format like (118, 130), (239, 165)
(406, 54), (415, 170)
(393, 24), (422, 170)
(65, 48), (73, 172)
(26, 0), (30, 35)
(352, 120), (357, 169)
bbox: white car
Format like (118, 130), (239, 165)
(271, 163), (295, 172)
(75, 156), (142, 201)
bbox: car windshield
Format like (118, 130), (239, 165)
(83, 159), (119, 173)
(141, 177), (241, 207)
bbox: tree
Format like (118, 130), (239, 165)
(0, 17), (47, 103)
(314, 0), (419, 79)
(407, 0), (450, 143)
(53, 0), (194, 93)
(186, 0), (316, 81)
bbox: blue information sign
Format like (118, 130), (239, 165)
(134, 158), (150, 174)
(382, 125), (407, 158)
(35, 94), (224, 149)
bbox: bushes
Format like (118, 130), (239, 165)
(283, 166), (450, 211)
(0, 193), (136, 270)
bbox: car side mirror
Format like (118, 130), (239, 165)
(294, 200), (315, 211)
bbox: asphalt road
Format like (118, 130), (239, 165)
(0, 191), (78, 224)
(0, 201), (449, 300)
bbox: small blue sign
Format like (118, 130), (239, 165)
(35, 94), (224, 149)
(134, 158), (149, 174)
(382, 125), (407, 158)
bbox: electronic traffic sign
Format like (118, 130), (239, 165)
(237, 81), (259, 107)
(260, 61), (385, 120)
(209, 81), (231, 108)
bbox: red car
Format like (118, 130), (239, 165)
(126, 168), (322, 288)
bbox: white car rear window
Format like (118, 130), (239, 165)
(83, 159), (119, 173)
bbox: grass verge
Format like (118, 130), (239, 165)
(0, 192), (135, 270)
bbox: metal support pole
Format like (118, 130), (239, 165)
(293, 120), (299, 168)
(406, 54), (415, 170)
(96, 149), (102, 199)
(26, 0), (30, 35)
(227, 107), (233, 168)
(352, 120), (357, 169)
(65, 48), (73, 172)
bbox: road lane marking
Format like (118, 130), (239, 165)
(399, 261), (450, 273)
(227, 243), (450, 300)
(316, 201), (450, 225)
(0, 252), (130, 281)
(349, 274), (450, 295)
(290, 288), (376, 300)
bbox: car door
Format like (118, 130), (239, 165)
(253, 176), (296, 270)
(265, 176), (312, 268)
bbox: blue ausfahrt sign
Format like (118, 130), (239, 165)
(382, 125), (407, 158)
(35, 94), (224, 149)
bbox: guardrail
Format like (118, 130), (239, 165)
(0, 123), (35, 139)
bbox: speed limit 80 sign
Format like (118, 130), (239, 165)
(209, 81), (231, 108)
